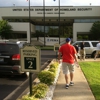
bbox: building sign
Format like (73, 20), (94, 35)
(35, 8), (92, 11)
(46, 38), (59, 46)
(20, 45), (41, 72)
(46, 38), (59, 42)
(12, 7), (92, 12)
(12, 7), (92, 15)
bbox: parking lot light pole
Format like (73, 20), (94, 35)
(58, 0), (60, 44)
(29, 0), (31, 44)
(43, 0), (45, 46)
(28, 0), (32, 96)
(53, 0), (60, 44)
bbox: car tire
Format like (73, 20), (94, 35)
(91, 51), (100, 58)
(91, 51), (96, 58)
(22, 72), (29, 77)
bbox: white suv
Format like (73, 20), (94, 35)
(72, 41), (99, 58)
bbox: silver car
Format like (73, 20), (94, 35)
(72, 41), (99, 58)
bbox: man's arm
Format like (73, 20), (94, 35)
(74, 53), (80, 67)
(74, 54), (78, 62)
(72, 46), (78, 62)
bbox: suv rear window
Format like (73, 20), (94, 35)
(0, 43), (19, 54)
(91, 42), (98, 47)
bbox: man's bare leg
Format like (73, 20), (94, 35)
(69, 72), (74, 86)
(65, 74), (69, 84)
(70, 72), (74, 82)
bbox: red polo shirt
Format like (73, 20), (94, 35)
(59, 43), (76, 64)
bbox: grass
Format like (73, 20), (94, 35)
(79, 61), (100, 100)
(36, 46), (54, 50)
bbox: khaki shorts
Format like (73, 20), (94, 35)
(62, 62), (75, 74)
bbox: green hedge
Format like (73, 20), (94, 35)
(19, 61), (59, 100)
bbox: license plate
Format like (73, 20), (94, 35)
(0, 58), (4, 62)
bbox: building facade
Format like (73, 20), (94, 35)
(0, 6), (100, 42)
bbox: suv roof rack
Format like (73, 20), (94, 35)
(0, 39), (9, 43)
(0, 39), (29, 44)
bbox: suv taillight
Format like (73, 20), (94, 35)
(12, 54), (20, 60)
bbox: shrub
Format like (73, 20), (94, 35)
(50, 64), (56, 69)
(38, 70), (55, 85)
(18, 83), (48, 100)
(32, 83), (48, 98)
(54, 62), (59, 66)
(50, 62), (59, 69)
(48, 68), (57, 75)
(20, 95), (39, 100)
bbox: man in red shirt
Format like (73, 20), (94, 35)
(58, 38), (78, 89)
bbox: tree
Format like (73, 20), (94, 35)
(0, 20), (12, 39)
(90, 21), (100, 40)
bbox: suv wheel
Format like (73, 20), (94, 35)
(91, 51), (96, 58)
(22, 72), (29, 77)
(91, 51), (100, 58)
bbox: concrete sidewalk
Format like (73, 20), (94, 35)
(52, 59), (97, 100)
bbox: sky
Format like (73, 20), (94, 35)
(0, 0), (100, 7)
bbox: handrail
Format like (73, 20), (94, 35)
(60, 39), (66, 45)
(39, 39), (44, 44)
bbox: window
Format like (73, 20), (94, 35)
(74, 19), (100, 23)
(73, 42), (90, 47)
(91, 42), (98, 47)
(84, 42), (90, 47)
(0, 44), (19, 54)
(73, 42), (81, 47)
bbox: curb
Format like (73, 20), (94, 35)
(40, 63), (61, 100)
